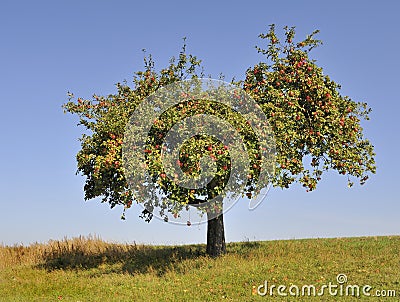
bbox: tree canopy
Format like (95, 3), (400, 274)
(63, 25), (375, 236)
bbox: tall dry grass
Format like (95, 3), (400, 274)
(0, 235), (204, 275)
(0, 235), (139, 269)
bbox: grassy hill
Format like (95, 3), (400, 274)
(0, 235), (399, 301)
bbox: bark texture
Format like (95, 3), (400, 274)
(206, 212), (226, 257)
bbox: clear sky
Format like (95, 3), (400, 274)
(0, 1), (399, 246)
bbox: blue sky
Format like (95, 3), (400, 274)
(0, 1), (399, 246)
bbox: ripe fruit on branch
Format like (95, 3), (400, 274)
(125, 200), (132, 209)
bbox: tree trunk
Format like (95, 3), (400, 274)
(206, 211), (226, 257)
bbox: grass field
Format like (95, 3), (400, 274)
(0, 235), (399, 301)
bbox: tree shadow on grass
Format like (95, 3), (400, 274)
(34, 237), (263, 276)
(36, 239), (206, 276)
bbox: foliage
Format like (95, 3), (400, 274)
(245, 25), (375, 191)
(63, 44), (205, 218)
(121, 78), (274, 222)
(63, 25), (376, 220)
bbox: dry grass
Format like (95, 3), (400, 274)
(0, 235), (204, 274)
(0, 235), (131, 269)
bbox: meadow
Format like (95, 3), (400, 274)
(0, 235), (399, 301)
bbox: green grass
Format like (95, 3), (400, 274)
(0, 235), (399, 301)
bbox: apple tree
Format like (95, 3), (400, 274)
(63, 26), (375, 257)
